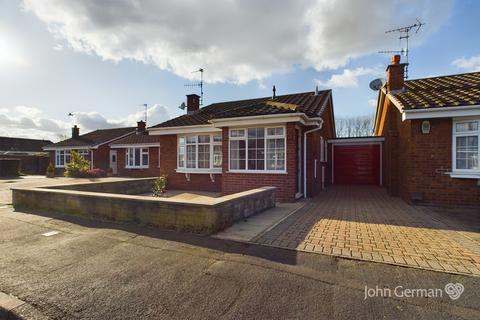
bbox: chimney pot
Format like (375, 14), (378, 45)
(136, 121), (146, 134)
(391, 54), (401, 65)
(186, 94), (200, 114)
(72, 125), (80, 138)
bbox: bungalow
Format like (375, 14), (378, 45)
(373, 55), (480, 206)
(43, 125), (137, 174)
(140, 90), (335, 202)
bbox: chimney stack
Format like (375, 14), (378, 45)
(386, 54), (406, 92)
(186, 94), (200, 114)
(72, 125), (80, 138)
(136, 120), (146, 135)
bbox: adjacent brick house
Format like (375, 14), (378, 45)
(373, 55), (480, 206)
(0, 136), (52, 174)
(144, 90), (336, 202)
(43, 126), (136, 175)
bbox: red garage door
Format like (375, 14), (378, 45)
(333, 144), (381, 185)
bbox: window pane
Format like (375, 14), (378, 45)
(213, 145), (222, 168)
(142, 149), (149, 166)
(135, 148), (140, 166)
(186, 136), (197, 144)
(230, 129), (245, 138)
(266, 137), (285, 170)
(456, 136), (478, 169)
(186, 145), (196, 168)
(198, 135), (210, 143)
(198, 144), (210, 168)
(213, 135), (222, 142)
(229, 139), (245, 169)
(178, 146), (185, 167)
(456, 122), (478, 132)
(267, 127), (284, 136)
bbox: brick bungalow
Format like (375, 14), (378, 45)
(43, 125), (136, 175)
(142, 90), (335, 202)
(109, 121), (161, 177)
(373, 55), (480, 206)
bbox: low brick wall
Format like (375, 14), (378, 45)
(47, 178), (157, 195)
(12, 181), (276, 234)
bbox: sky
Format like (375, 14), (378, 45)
(0, 0), (479, 142)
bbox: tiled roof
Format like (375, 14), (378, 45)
(391, 72), (480, 110)
(44, 127), (135, 148)
(110, 134), (160, 146)
(0, 136), (53, 152)
(151, 90), (331, 128)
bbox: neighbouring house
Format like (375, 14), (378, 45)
(373, 54), (480, 206)
(109, 121), (161, 177)
(144, 90), (335, 202)
(43, 125), (136, 175)
(0, 136), (52, 174)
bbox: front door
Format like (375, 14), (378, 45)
(109, 150), (117, 175)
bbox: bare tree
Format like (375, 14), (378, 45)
(335, 115), (374, 138)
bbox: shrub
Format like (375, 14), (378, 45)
(64, 150), (90, 177)
(79, 168), (107, 178)
(46, 163), (55, 178)
(152, 175), (168, 197)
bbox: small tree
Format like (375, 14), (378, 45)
(64, 150), (90, 177)
(46, 163), (55, 178)
(152, 175), (168, 197)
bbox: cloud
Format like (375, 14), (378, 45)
(0, 104), (170, 142)
(452, 55), (480, 72)
(22, 0), (452, 84)
(315, 66), (383, 88)
(368, 99), (377, 107)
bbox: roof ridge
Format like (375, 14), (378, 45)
(406, 71), (480, 83)
(206, 90), (329, 107)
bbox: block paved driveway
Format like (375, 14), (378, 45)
(254, 186), (480, 276)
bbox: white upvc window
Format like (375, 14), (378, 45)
(452, 118), (479, 174)
(177, 134), (222, 171)
(55, 150), (71, 168)
(126, 147), (149, 168)
(229, 126), (286, 173)
(77, 149), (89, 160)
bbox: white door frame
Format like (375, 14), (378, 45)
(295, 127), (303, 199)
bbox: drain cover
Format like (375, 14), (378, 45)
(42, 231), (59, 237)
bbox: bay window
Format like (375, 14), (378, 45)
(126, 148), (149, 168)
(453, 119), (479, 174)
(229, 126), (286, 172)
(177, 134), (222, 171)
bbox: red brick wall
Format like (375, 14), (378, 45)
(382, 100), (480, 206)
(158, 135), (222, 192)
(221, 123), (298, 202)
(93, 145), (110, 171)
(116, 147), (161, 178)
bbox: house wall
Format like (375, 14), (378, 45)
(382, 100), (480, 206)
(221, 123), (298, 202)
(158, 135), (222, 192)
(93, 145), (110, 171)
(116, 147), (161, 178)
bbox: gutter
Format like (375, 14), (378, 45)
(402, 104), (480, 120)
(303, 123), (323, 198)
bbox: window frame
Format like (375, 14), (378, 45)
(228, 125), (287, 174)
(176, 133), (222, 173)
(54, 148), (89, 168)
(452, 118), (480, 174)
(125, 147), (149, 169)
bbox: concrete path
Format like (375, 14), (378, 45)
(213, 202), (305, 242)
(1, 206), (479, 319)
(254, 186), (480, 276)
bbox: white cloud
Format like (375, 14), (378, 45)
(315, 66), (383, 88)
(22, 0), (452, 84)
(452, 55), (480, 72)
(0, 104), (170, 142)
(368, 99), (377, 107)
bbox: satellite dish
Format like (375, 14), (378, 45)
(178, 102), (186, 110)
(369, 78), (386, 91)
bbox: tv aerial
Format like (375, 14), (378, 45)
(378, 18), (425, 79)
(184, 68), (204, 106)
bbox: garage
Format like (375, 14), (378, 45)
(329, 137), (383, 185)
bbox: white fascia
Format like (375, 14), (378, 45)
(110, 143), (160, 149)
(148, 125), (221, 136)
(43, 146), (90, 151)
(402, 105), (480, 121)
(209, 113), (323, 127)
